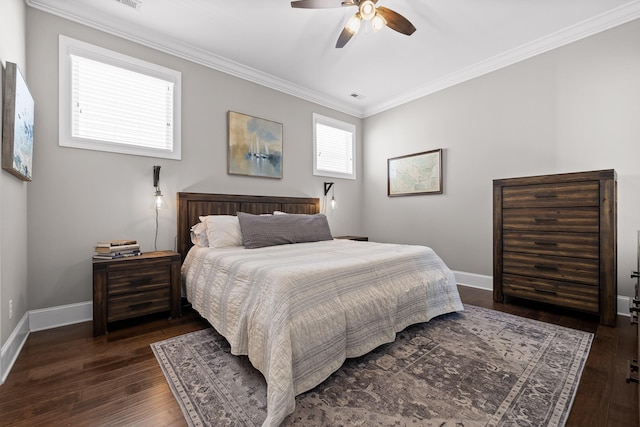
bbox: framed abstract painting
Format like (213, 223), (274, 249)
(2, 62), (34, 181)
(228, 111), (283, 179)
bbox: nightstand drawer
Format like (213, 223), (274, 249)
(108, 288), (170, 322)
(108, 266), (171, 296)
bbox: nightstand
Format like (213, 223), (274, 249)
(335, 235), (369, 241)
(92, 250), (181, 336)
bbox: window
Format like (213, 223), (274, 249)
(313, 113), (356, 180)
(59, 35), (181, 160)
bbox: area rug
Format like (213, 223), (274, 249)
(151, 305), (593, 426)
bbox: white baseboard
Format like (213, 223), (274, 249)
(0, 312), (30, 385)
(453, 270), (493, 291)
(28, 301), (92, 332)
(0, 301), (91, 385)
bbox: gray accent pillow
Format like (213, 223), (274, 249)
(237, 212), (333, 249)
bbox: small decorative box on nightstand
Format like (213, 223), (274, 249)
(335, 235), (369, 241)
(92, 250), (181, 336)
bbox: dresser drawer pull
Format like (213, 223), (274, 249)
(129, 301), (154, 310)
(534, 241), (558, 246)
(534, 288), (557, 296)
(534, 193), (558, 198)
(534, 218), (558, 222)
(627, 359), (639, 384)
(534, 264), (558, 271)
(131, 278), (153, 286)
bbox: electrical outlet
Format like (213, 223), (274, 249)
(9, 299), (13, 320)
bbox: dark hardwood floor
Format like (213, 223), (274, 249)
(0, 285), (637, 426)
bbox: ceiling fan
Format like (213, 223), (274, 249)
(291, 0), (416, 48)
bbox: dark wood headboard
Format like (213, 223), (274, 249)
(176, 192), (320, 259)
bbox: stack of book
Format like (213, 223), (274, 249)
(93, 239), (141, 259)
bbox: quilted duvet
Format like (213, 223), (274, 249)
(182, 239), (463, 426)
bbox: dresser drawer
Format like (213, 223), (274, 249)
(503, 231), (599, 259)
(502, 207), (599, 232)
(107, 266), (171, 296)
(502, 274), (599, 313)
(108, 288), (170, 322)
(503, 252), (599, 285)
(502, 181), (599, 208)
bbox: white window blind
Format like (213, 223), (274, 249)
(59, 35), (181, 160)
(71, 55), (174, 150)
(313, 113), (356, 180)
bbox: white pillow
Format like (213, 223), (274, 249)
(273, 211), (288, 215)
(190, 222), (209, 247)
(199, 215), (243, 248)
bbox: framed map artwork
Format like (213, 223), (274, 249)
(387, 149), (442, 196)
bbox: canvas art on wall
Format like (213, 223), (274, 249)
(228, 111), (283, 179)
(388, 149), (443, 196)
(2, 62), (35, 182)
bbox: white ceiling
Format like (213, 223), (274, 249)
(27, 0), (640, 118)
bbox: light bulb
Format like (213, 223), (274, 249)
(359, 0), (376, 20)
(154, 189), (164, 209)
(331, 196), (336, 210)
(346, 14), (361, 34)
(372, 14), (386, 32)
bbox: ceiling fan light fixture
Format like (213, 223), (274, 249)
(346, 13), (361, 34)
(359, 0), (376, 20)
(371, 13), (386, 32)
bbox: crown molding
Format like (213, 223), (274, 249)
(26, 0), (365, 118)
(27, 0), (640, 119)
(363, 0), (640, 117)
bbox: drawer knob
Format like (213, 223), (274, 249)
(534, 193), (558, 198)
(534, 218), (558, 222)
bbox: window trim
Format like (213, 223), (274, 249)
(58, 35), (182, 160)
(312, 113), (356, 180)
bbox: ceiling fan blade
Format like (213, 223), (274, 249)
(376, 6), (416, 35)
(291, 0), (349, 8)
(336, 27), (355, 48)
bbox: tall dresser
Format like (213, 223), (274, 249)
(493, 169), (617, 326)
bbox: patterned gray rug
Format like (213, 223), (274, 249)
(151, 305), (593, 426)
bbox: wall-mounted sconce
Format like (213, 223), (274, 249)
(153, 165), (164, 210)
(153, 165), (164, 251)
(324, 181), (336, 210)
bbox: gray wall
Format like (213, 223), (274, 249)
(363, 19), (640, 299)
(17, 7), (640, 324)
(1, 0), (28, 349)
(25, 8), (363, 310)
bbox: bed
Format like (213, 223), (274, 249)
(177, 192), (464, 426)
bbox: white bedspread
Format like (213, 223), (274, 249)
(182, 239), (463, 426)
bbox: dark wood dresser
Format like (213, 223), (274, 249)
(93, 250), (182, 336)
(493, 169), (617, 326)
